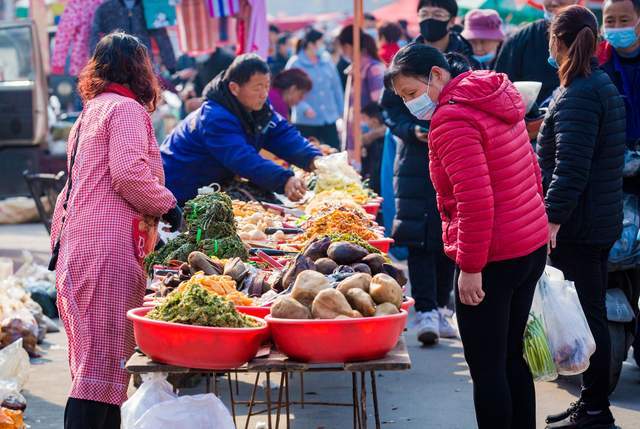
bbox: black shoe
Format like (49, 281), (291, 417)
(546, 407), (615, 429)
(546, 401), (584, 424)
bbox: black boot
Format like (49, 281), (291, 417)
(546, 406), (615, 429)
(546, 401), (583, 424)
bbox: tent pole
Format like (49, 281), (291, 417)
(352, 0), (363, 168)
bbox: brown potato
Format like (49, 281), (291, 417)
(271, 296), (312, 319)
(315, 258), (338, 275)
(336, 273), (372, 295)
(369, 273), (403, 309)
(374, 302), (400, 316)
(311, 289), (354, 319)
(345, 288), (376, 317)
(362, 253), (385, 274)
(291, 270), (330, 307)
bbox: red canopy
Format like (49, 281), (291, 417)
(372, 0), (419, 33)
(269, 12), (344, 33)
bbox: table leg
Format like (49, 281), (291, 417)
(244, 372), (261, 429)
(275, 372), (285, 428)
(352, 373), (361, 429)
(226, 373), (237, 427)
(214, 373), (219, 396)
(235, 371), (240, 396)
(370, 371), (381, 429)
(266, 372), (273, 429)
(205, 373), (211, 394)
(360, 372), (367, 429)
(300, 372), (305, 409)
(285, 371), (291, 429)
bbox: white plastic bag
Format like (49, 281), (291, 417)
(539, 276), (596, 375)
(0, 339), (30, 390)
(135, 394), (235, 429)
(523, 286), (557, 382)
(121, 373), (176, 429)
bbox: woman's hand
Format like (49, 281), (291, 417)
(161, 206), (183, 232)
(458, 271), (485, 306)
(414, 125), (428, 142)
(548, 222), (561, 254)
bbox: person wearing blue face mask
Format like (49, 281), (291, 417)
(286, 28), (344, 150)
(462, 9), (505, 70)
(495, 0), (578, 105)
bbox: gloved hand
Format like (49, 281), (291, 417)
(162, 205), (183, 232)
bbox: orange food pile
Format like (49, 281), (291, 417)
(304, 209), (377, 241)
(177, 273), (254, 306)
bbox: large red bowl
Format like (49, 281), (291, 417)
(401, 297), (415, 311)
(368, 237), (394, 253)
(236, 305), (271, 319)
(265, 310), (408, 363)
(127, 307), (269, 370)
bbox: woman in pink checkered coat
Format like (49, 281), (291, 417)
(50, 33), (182, 429)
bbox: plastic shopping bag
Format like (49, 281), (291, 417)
(0, 339), (29, 411)
(135, 394), (235, 429)
(539, 276), (596, 375)
(121, 373), (176, 429)
(523, 286), (557, 382)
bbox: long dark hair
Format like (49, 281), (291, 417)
(338, 25), (381, 61)
(78, 32), (160, 112)
(384, 43), (470, 89)
(551, 5), (598, 87)
(296, 28), (324, 53)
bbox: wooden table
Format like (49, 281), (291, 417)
(126, 337), (411, 429)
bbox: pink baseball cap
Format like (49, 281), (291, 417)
(462, 9), (505, 41)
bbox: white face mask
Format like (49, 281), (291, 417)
(404, 77), (436, 121)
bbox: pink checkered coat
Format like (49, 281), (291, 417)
(51, 89), (176, 405)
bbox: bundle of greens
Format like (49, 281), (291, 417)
(523, 313), (557, 382)
(144, 233), (193, 274)
(198, 237), (248, 260)
(184, 192), (235, 238)
(147, 283), (259, 328)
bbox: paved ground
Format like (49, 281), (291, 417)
(2, 224), (639, 428)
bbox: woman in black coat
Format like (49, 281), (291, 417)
(537, 6), (626, 429)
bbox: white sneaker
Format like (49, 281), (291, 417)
(438, 307), (458, 339)
(415, 310), (440, 345)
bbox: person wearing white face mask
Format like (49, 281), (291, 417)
(286, 28), (344, 150)
(386, 43), (548, 429)
(494, 0), (578, 106)
(599, 0), (640, 148)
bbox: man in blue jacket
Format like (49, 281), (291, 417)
(161, 54), (322, 206)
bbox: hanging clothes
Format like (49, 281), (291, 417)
(206, 0), (240, 18)
(175, 0), (237, 56)
(51, 0), (103, 76)
(91, 0), (177, 72)
(142, 0), (177, 29)
(236, 0), (268, 58)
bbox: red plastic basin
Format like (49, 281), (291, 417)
(265, 310), (408, 363)
(368, 237), (394, 253)
(143, 293), (156, 302)
(401, 297), (415, 311)
(127, 307), (269, 370)
(236, 306), (271, 319)
(362, 202), (380, 217)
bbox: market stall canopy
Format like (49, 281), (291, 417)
(269, 12), (345, 33)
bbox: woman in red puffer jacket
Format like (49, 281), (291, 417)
(386, 44), (548, 429)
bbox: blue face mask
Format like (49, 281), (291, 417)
(548, 55), (559, 69)
(473, 52), (496, 65)
(361, 123), (370, 134)
(404, 76), (436, 121)
(604, 26), (639, 50)
(398, 39), (408, 47)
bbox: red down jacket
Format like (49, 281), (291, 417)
(428, 70), (548, 273)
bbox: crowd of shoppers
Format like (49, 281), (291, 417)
(53, 0), (640, 428)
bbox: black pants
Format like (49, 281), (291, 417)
(295, 123), (341, 150)
(408, 245), (454, 312)
(64, 398), (120, 429)
(549, 242), (612, 411)
(456, 245), (546, 429)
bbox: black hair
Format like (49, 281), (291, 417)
(223, 53), (270, 85)
(361, 102), (384, 123)
(398, 19), (409, 30)
(379, 22), (403, 43)
(338, 25), (381, 60)
(364, 12), (377, 22)
(416, 0), (458, 17)
(269, 24), (280, 34)
(384, 43), (471, 90)
(276, 34), (290, 46)
(272, 68), (313, 92)
(606, 0), (640, 12)
(296, 28), (324, 53)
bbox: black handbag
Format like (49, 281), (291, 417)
(48, 117), (82, 271)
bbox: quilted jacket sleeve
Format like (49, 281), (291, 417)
(263, 113), (322, 169)
(432, 114), (494, 273)
(543, 87), (602, 225)
(108, 102), (177, 217)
